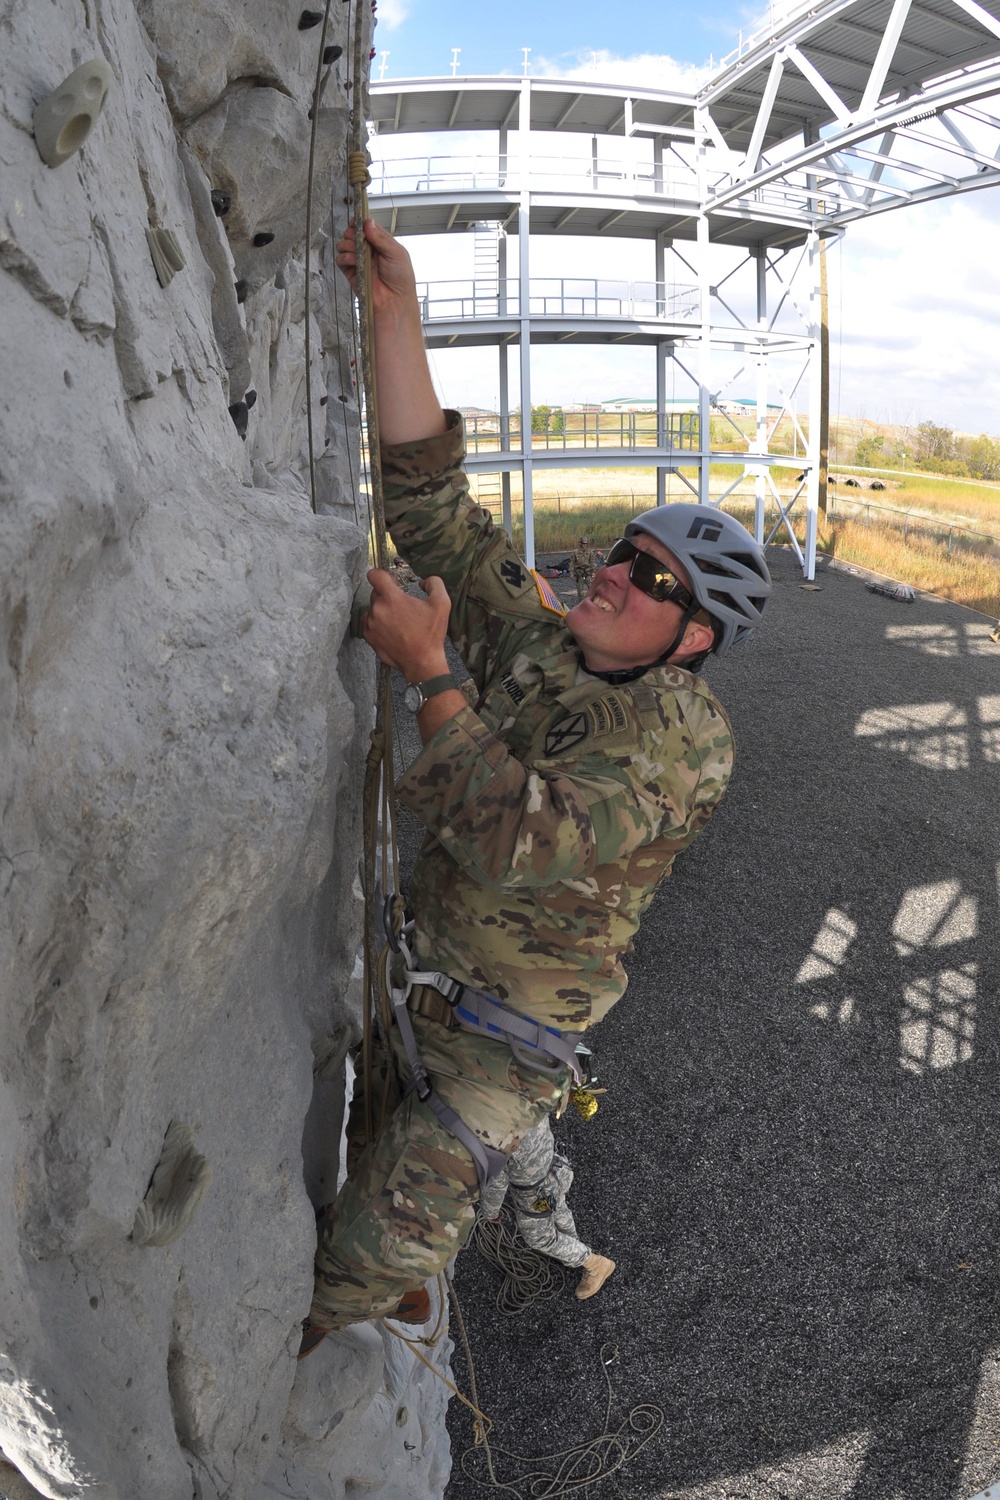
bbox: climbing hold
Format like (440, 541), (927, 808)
(33, 57), (111, 168)
(245, 389), (257, 409)
(229, 401), (249, 440)
(253, 231), (275, 248)
(234, 278), (248, 303)
(299, 9), (324, 27)
(370, 46), (376, 59)
(323, 44), (343, 64)
(131, 1121), (212, 1249)
(146, 228), (186, 288)
(210, 188), (231, 217)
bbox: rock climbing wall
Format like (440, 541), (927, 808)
(0, 2), (451, 1497)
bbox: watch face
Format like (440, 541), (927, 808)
(403, 684), (422, 713)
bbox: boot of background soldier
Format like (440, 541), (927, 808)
(576, 1252), (615, 1300)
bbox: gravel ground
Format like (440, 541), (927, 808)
(391, 546), (1000, 1500)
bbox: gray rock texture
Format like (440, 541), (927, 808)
(0, 2), (451, 1497)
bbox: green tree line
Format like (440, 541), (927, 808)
(854, 422), (1000, 481)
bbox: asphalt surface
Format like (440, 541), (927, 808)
(393, 548), (1000, 1500)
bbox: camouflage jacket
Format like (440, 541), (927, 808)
(384, 413), (734, 1031)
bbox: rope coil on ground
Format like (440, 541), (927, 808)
(471, 1207), (571, 1316)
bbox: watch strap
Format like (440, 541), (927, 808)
(415, 673), (457, 700)
(404, 673), (457, 712)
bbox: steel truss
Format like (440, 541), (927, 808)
(368, 0), (1000, 576)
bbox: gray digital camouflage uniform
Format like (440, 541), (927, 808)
(479, 1116), (591, 1268)
(310, 412), (734, 1328)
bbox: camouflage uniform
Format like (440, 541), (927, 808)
(479, 1116), (591, 1268)
(570, 540), (599, 601)
(310, 412), (734, 1328)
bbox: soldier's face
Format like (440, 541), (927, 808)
(566, 533), (696, 672)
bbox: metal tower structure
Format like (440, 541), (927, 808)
(367, 0), (1000, 574)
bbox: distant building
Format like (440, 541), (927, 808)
(601, 397), (698, 414)
(715, 397), (782, 416)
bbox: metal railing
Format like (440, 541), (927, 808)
(369, 153), (704, 199)
(717, 0), (819, 70)
(464, 410), (700, 453)
(415, 277), (699, 322)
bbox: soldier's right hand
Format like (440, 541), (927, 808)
(335, 219), (417, 319)
(361, 568), (452, 681)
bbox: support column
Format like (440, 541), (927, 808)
(754, 244), (767, 545)
(655, 229), (670, 507)
(518, 78), (534, 566)
(819, 232), (830, 519)
(696, 210), (711, 507)
(498, 229), (512, 536)
(694, 107), (711, 507)
(804, 231), (821, 579)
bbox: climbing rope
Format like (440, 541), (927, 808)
(447, 1261), (665, 1498)
(303, 0), (336, 516)
(471, 1207), (571, 1316)
(456, 1346), (664, 1497)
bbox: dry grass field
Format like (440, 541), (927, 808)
(470, 464), (1000, 619)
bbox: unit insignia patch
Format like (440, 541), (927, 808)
(544, 713), (589, 757)
(498, 557), (530, 594)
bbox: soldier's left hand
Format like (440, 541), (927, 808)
(362, 568), (452, 680)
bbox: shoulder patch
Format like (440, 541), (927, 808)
(586, 692), (629, 738)
(495, 555), (531, 596)
(531, 570), (566, 617)
(544, 712), (589, 758)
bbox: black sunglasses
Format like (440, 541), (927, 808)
(605, 539), (695, 609)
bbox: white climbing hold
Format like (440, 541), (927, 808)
(146, 228), (186, 288)
(33, 58), (111, 168)
(132, 1120), (212, 1248)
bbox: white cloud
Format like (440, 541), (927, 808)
(376, 0), (410, 31)
(831, 190), (1000, 432)
(531, 48), (712, 92)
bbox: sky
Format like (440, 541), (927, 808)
(368, 0), (1000, 437)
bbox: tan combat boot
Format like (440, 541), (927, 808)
(576, 1253), (616, 1300)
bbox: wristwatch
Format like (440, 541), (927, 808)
(402, 673), (456, 713)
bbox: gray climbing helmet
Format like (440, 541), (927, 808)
(625, 503), (771, 655)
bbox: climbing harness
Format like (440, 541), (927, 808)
(380, 906), (581, 1194)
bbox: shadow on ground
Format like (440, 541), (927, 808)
(409, 548), (1000, 1500)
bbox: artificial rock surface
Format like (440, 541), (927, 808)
(0, 2), (451, 1497)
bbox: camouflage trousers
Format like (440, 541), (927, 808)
(309, 999), (570, 1329)
(573, 566), (595, 601)
(479, 1116), (590, 1268)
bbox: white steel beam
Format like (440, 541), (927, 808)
(742, 53), (789, 176)
(859, 0), (914, 117)
(946, 0), (1000, 43)
(706, 57), (1000, 213)
(785, 44), (853, 123)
